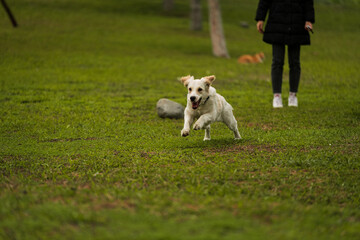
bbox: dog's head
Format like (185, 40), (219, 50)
(180, 75), (215, 110)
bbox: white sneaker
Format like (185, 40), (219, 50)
(288, 93), (298, 107)
(273, 94), (283, 108)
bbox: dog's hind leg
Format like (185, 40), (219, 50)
(232, 126), (241, 140)
(204, 125), (211, 141)
(223, 111), (241, 140)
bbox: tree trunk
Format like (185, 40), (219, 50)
(163, 0), (174, 11)
(208, 0), (229, 58)
(190, 0), (202, 31)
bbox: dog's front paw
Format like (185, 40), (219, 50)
(181, 129), (190, 137)
(193, 123), (202, 130)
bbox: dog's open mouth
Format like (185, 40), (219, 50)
(192, 97), (202, 109)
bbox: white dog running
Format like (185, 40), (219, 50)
(180, 75), (241, 141)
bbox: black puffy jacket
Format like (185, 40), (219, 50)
(255, 0), (315, 45)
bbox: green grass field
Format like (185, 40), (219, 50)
(1, 0), (359, 239)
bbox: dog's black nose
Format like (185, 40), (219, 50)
(190, 96), (196, 102)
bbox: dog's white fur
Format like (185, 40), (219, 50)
(180, 75), (241, 140)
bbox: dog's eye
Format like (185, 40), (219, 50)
(189, 88), (192, 92)
(198, 88), (203, 92)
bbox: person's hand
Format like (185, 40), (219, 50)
(257, 21), (264, 34)
(305, 21), (313, 31)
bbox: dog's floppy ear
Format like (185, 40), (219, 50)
(202, 75), (216, 87)
(180, 75), (194, 87)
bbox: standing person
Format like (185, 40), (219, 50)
(255, 0), (315, 108)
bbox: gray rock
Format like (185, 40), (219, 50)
(156, 98), (184, 119)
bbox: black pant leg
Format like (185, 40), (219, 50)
(271, 44), (285, 94)
(288, 45), (301, 93)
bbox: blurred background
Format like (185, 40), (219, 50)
(0, 1), (359, 239)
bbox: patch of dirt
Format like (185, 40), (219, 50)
(204, 144), (284, 156)
(246, 122), (276, 131)
(92, 200), (136, 211)
(20, 99), (46, 104)
(140, 151), (157, 159)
